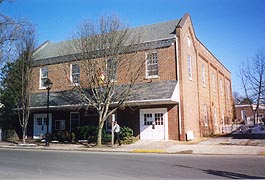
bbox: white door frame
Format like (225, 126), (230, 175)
(139, 108), (168, 140)
(33, 113), (52, 139)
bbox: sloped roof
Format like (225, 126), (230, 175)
(30, 80), (178, 109)
(33, 19), (180, 61)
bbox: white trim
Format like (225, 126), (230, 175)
(70, 63), (80, 86)
(143, 37), (175, 43)
(175, 36), (182, 139)
(28, 98), (178, 111)
(187, 54), (192, 80)
(33, 41), (50, 56)
(39, 67), (48, 89)
(171, 84), (179, 102)
(145, 51), (158, 78)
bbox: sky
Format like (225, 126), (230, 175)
(1, 0), (265, 94)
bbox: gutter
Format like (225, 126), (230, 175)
(28, 98), (178, 111)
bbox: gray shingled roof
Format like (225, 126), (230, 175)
(30, 80), (177, 109)
(33, 19), (180, 61)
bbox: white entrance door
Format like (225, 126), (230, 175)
(33, 113), (52, 139)
(140, 108), (168, 140)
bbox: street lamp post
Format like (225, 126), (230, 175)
(44, 78), (53, 146)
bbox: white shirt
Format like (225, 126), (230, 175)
(113, 123), (120, 133)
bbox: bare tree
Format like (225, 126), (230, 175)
(64, 15), (143, 146)
(0, 7), (24, 64)
(233, 91), (243, 105)
(17, 27), (36, 144)
(240, 49), (265, 125)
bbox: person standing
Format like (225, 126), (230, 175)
(113, 121), (121, 146)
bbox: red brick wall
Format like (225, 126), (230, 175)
(176, 14), (233, 138)
(31, 45), (177, 94)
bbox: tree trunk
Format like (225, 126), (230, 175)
(22, 126), (26, 144)
(97, 113), (105, 146)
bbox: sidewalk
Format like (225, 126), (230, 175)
(1, 137), (265, 155)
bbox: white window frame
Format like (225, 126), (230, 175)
(145, 51), (159, 78)
(70, 112), (80, 132)
(187, 54), (192, 80)
(241, 110), (247, 120)
(55, 120), (66, 131)
(70, 63), (80, 85)
(39, 67), (48, 89)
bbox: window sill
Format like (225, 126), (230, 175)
(145, 75), (159, 80)
(39, 87), (47, 90)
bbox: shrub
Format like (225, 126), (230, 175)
(120, 126), (133, 140)
(74, 125), (135, 144)
(52, 131), (74, 143)
(120, 126), (136, 144)
(74, 125), (111, 143)
(74, 125), (97, 141)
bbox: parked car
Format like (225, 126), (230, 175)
(251, 125), (265, 134)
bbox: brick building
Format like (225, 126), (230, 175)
(235, 104), (265, 125)
(28, 13), (233, 141)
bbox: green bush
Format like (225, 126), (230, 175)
(74, 125), (111, 143)
(120, 126), (133, 140)
(101, 128), (112, 142)
(73, 125), (135, 144)
(74, 125), (97, 141)
(120, 126), (136, 144)
(52, 131), (73, 142)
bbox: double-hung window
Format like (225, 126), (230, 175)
(187, 54), (192, 80)
(70, 64), (80, 85)
(40, 67), (48, 89)
(146, 51), (158, 78)
(70, 112), (80, 132)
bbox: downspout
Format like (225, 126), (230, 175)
(175, 35), (182, 141)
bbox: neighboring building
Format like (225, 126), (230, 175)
(235, 104), (265, 125)
(28, 13), (233, 141)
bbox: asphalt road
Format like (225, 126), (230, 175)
(0, 149), (264, 179)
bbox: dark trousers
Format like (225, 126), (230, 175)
(114, 132), (121, 145)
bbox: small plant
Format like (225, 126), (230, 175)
(120, 126), (133, 140)
(120, 126), (136, 144)
(52, 131), (73, 143)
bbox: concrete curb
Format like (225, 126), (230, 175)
(1, 142), (265, 156)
